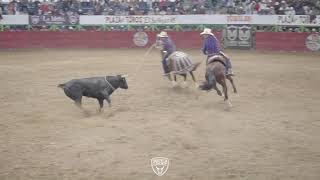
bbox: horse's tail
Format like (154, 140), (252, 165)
(57, 83), (66, 89)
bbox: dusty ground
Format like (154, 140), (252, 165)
(0, 49), (319, 180)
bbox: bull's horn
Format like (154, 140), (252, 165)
(121, 74), (129, 78)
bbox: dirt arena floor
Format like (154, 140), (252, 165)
(0, 49), (319, 180)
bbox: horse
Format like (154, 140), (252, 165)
(161, 50), (201, 87)
(199, 55), (237, 106)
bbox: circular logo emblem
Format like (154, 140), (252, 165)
(133, 32), (148, 47)
(31, 16), (40, 25)
(306, 34), (320, 51)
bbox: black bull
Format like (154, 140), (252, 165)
(58, 75), (128, 112)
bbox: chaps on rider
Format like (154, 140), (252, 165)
(200, 28), (234, 76)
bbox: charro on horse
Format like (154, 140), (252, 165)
(199, 28), (237, 107)
(156, 31), (200, 87)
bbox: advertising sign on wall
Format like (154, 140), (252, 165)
(80, 15), (320, 26)
(1, 14), (319, 26)
(29, 15), (79, 26)
(0, 15), (29, 25)
(224, 25), (252, 49)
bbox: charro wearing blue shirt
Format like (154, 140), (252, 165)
(157, 31), (176, 75)
(200, 28), (233, 75)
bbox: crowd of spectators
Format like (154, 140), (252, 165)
(0, 0), (319, 16)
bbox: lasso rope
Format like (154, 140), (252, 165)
(104, 76), (116, 91)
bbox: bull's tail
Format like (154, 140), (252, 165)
(57, 83), (66, 89)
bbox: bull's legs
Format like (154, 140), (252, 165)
(101, 90), (112, 107)
(74, 98), (82, 109)
(74, 97), (90, 115)
(227, 75), (237, 93)
(98, 99), (104, 112)
(105, 96), (111, 107)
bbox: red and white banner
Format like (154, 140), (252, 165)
(1, 15), (319, 26)
(80, 15), (320, 26)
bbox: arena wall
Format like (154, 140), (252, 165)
(0, 31), (317, 52)
(255, 32), (312, 51)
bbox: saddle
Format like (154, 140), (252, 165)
(207, 55), (227, 67)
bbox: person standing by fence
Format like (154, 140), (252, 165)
(0, 1), (3, 20)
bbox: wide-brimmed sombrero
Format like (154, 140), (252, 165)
(157, 31), (169, 38)
(200, 28), (215, 37)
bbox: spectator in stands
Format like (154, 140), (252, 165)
(254, 0), (260, 14)
(258, 0), (268, 15)
(40, 0), (49, 15)
(0, 2), (2, 20)
(269, 6), (275, 14)
(128, 7), (135, 15)
(226, 0), (235, 14)
(0, 0), (319, 16)
(273, 1), (281, 14)
(244, 0), (253, 14)
(7, 0), (15, 15)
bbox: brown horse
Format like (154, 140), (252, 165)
(199, 55), (237, 106)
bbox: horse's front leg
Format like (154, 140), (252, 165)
(181, 74), (187, 88)
(168, 73), (172, 81)
(227, 75), (237, 93)
(170, 73), (178, 86)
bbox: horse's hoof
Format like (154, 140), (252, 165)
(171, 81), (178, 87)
(181, 81), (188, 88)
(226, 100), (232, 108)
